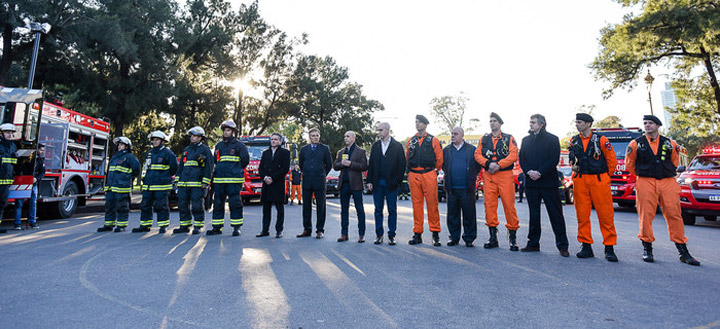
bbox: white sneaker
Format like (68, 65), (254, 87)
(13, 225), (23, 230)
(30, 224), (39, 229)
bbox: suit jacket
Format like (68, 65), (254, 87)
(366, 137), (406, 191)
(298, 143), (333, 190)
(519, 128), (561, 188)
(333, 143), (368, 191)
(259, 147), (291, 203)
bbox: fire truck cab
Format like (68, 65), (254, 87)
(677, 147), (720, 225)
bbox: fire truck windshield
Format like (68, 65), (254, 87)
(612, 141), (631, 159)
(246, 145), (266, 161)
(688, 156), (720, 170)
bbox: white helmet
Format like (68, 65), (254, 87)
(148, 130), (169, 142)
(187, 126), (206, 137)
(220, 120), (238, 131)
(0, 123), (17, 132)
(113, 136), (132, 148)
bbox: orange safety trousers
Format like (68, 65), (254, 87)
(290, 184), (302, 201)
(573, 172), (616, 245)
(635, 177), (688, 244)
(482, 170), (519, 230)
(409, 171), (441, 233)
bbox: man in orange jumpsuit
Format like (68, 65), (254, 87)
(568, 113), (618, 262)
(474, 112), (520, 251)
(406, 114), (444, 246)
(625, 115), (700, 266)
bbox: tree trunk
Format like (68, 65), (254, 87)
(699, 46), (720, 115)
(113, 121), (125, 139)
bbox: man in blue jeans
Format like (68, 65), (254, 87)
(366, 123), (406, 245)
(14, 144), (45, 230)
(333, 131), (369, 243)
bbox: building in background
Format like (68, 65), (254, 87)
(661, 82), (677, 128)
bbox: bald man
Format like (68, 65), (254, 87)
(333, 131), (369, 242)
(442, 127), (480, 246)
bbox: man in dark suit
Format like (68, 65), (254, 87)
(297, 128), (333, 239)
(366, 122), (406, 245)
(333, 131), (369, 243)
(258, 133), (291, 238)
(519, 114), (570, 257)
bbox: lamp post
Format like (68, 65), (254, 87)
(644, 69), (655, 115)
(27, 22), (52, 89)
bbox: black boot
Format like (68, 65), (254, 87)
(113, 226), (125, 232)
(192, 227), (202, 235)
(675, 243), (700, 266)
(484, 227), (499, 249)
(131, 226), (150, 233)
(576, 243), (594, 258)
(408, 233), (422, 245)
(173, 226), (191, 234)
(604, 245), (618, 262)
(206, 226), (222, 236)
(158, 227), (167, 234)
(431, 232), (441, 247)
(232, 225), (242, 237)
(508, 230), (519, 251)
(642, 241), (654, 263)
(97, 226), (114, 232)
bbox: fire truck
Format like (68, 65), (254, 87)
(238, 136), (293, 203)
(677, 147), (720, 225)
(0, 87), (110, 219)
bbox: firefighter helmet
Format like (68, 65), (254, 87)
(220, 120), (238, 131)
(187, 126), (206, 137)
(0, 123), (17, 132)
(148, 130), (169, 142)
(113, 136), (132, 149)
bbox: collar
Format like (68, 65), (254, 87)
(453, 141), (465, 150)
(492, 130), (503, 138)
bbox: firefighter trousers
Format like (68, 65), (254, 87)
(635, 177), (688, 244)
(290, 184), (302, 201)
(177, 186), (205, 227)
(105, 191), (131, 227)
(409, 171), (441, 234)
(573, 172), (617, 245)
(482, 170), (520, 230)
(140, 190), (170, 227)
(212, 183), (243, 228)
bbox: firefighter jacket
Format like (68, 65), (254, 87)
(141, 145), (178, 191)
(0, 137), (17, 185)
(213, 136), (250, 184)
(175, 142), (214, 187)
(105, 149), (141, 193)
(569, 133), (610, 175)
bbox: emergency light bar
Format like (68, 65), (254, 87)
(702, 147), (720, 154)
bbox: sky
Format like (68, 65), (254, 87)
(231, 0), (672, 141)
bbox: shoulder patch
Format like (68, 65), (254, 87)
(626, 146), (632, 154)
(605, 141), (613, 151)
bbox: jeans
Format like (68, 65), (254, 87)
(340, 184), (365, 235)
(15, 185), (38, 225)
(373, 179), (398, 237)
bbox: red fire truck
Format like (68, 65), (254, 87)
(0, 87), (110, 219)
(238, 136), (292, 203)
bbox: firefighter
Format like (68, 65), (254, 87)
(474, 112), (520, 251)
(568, 113), (618, 262)
(131, 131), (178, 234)
(406, 114), (443, 246)
(209, 120), (249, 236)
(625, 115), (700, 266)
(0, 123), (18, 234)
(173, 126), (213, 235)
(98, 137), (140, 232)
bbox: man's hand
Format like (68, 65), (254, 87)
(263, 176), (273, 185)
(341, 159), (351, 167)
(488, 162), (500, 174)
(33, 177), (37, 184)
(366, 183), (373, 192)
(527, 170), (541, 180)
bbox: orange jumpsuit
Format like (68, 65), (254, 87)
(571, 133), (617, 246)
(626, 135), (688, 244)
(290, 184), (302, 202)
(474, 132), (520, 230)
(406, 133), (443, 234)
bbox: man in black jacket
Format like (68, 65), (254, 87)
(442, 127), (480, 247)
(518, 114), (570, 257)
(257, 133), (291, 238)
(297, 128), (333, 239)
(366, 122), (406, 245)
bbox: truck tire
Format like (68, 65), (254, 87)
(47, 181), (79, 219)
(564, 187), (574, 205)
(681, 211), (696, 226)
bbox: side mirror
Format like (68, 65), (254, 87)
(676, 165), (686, 173)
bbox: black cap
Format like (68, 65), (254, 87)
(490, 112), (504, 125)
(643, 114), (662, 126)
(416, 114), (429, 125)
(575, 113), (593, 122)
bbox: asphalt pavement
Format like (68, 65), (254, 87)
(1, 195), (719, 328)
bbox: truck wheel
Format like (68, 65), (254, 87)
(703, 215), (717, 221)
(47, 181), (79, 219)
(682, 211), (696, 226)
(564, 188), (574, 205)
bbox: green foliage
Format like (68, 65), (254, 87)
(667, 76), (720, 156)
(595, 116), (624, 128)
(428, 93), (479, 134)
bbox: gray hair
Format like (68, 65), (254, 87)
(531, 114), (546, 127)
(271, 132), (283, 139)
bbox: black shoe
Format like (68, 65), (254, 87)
(576, 243), (594, 258)
(521, 245), (540, 252)
(484, 227), (499, 249)
(0, 228), (7, 233)
(206, 227), (222, 236)
(675, 243), (700, 266)
(275, 232), (283, 238)
(604, 245), (618, 262)
(13, 225), (23, 231)
(232, 226), (241, 237)
(447, 240), (459, 246)
(559, 249), (570, 257)
(256, 231), (270, 237)
(408, 233), (422, 245)
(113, 227), (126, 233)
(642, 241), (654, 263)
(508, 230), (519, 251)
(388, 236), (397, 245)
(158, 227), (167, 234)
(97, 226), (114, 232)
(432, 232), (441, 247)
(465, 241), (474, 248)
(173, 226), (191, 234)
(131, 226), (150, 233)
(298, 202), (302, 205)
(192, 227), (202, 235)
(373, 236), (383, 245)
